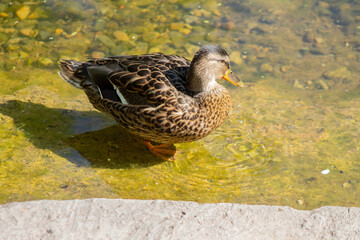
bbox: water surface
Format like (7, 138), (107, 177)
(0, 0), (359, 210)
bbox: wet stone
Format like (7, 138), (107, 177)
(222, 21), (235, 30)
(91, 51), (105, 58)
(318, 1), (330, 9)
(183, 15), (199, 24)
(135, 0), (158, 7)
(38, 31), (52, 41)
(110, 45), (128, 55)
(323, 67), (351, 81)
(16, 6), (31, 20)
(142, 31), (159, 42)
(314, 37), (324, 48)
(309, 47), (327, 55)
(96, 35), (116, 49)
(202, 0), (218, 12)
(299, 48), (309, 55)
(170, 23), (184, 31)
(62, 0), (87, 18)
(317, 79), (329, 90)
(259, 14), (277, 25)
(334, 7), (354, 26)
(0, 12), (8, 18)
(260, 63), (273, 73)
(28, 7), (48, 19)
(230, 51), (243, 65)
(20, 28), (38, 38)
(55, 29), (64, 36)
(280, 66), (289, 73)
(179, 28), (191, 35)
(38, 57), (54, 67)
(113, 31), (130, 42)
(293, 79), (304, 89)
(303, 31), (314, 43)
(94, 20), (107, 31)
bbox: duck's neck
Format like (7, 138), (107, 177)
(186, 64), (216, 93)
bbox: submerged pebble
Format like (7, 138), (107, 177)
(38, 30), (52, 41)
(303, 31), (314, 43)
(260, 63), (273, 73)
(230, 51), (242, 65)
(20, 28), (38, 38)
(222, 21), (235, 30)
(38, 57), (54, 67)
(16, 6), (31, 20)
(55, 28), (64, 36)
(113, 31), (130, 42)
(309, 47), (327, 55)
(317, 79), (329, 90)
(280, 66), (289, 73)
(323, 67), (351, 81)
(96, 34), (116, 49)
(0, 12), (8, 18)
(91, 51), (105, 58)
(293, 79), (304, 89)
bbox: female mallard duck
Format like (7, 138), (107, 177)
(59, 45), (242, 160)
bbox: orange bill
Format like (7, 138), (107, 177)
(222, 69), (244, 87)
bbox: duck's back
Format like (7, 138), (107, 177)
(59, 53), (192, 108)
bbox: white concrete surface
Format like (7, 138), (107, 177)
(0, 199), (359, 240)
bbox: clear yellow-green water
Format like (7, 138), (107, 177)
(0, 0), (359, 210)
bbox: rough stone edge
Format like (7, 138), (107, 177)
(0, 198), (359, 240)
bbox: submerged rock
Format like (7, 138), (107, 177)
(0, 12), (8, 18)
(91, 51), (105, 58)
(96, 35), (116, 49)
(303, 31), (314, 43)
(293, 79), (304, 89)
(260, 63), (273, 73)
(323, 67), (351, 81)
(16, 6), (31, 20)
(113, 31), (130, 42)
(20, 28), (38, 38)
(317, 79), (329, 90)
(37, 30), (52, 41)
(38, 57), (54, 67)
(230, 51), (243, 65)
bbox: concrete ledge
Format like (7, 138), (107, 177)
(0, 199), (359, 239)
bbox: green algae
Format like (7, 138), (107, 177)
(0, 0), (360, 210)
(0, 86), (118, 203)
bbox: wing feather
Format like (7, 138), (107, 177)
(106, 53), (191, 106)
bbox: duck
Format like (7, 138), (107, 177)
(58, 45), (242, 161)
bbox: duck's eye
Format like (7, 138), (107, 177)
(219, 59), (225, 63)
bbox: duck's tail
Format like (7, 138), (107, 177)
(58, 59), (88, 89)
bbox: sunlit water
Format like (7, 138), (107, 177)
(0, 0), (359, 210)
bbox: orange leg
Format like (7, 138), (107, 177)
(144, 139), (177, 161)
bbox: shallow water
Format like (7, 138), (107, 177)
(0, 0), (359, 210)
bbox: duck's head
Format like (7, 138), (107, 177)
(187, 45), (243, 92)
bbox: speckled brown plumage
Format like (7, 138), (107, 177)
(58, 45), (241, 145)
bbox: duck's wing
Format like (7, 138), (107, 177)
(99, 53), (190, 105)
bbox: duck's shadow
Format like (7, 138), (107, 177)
(0, 100), (163, 168)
